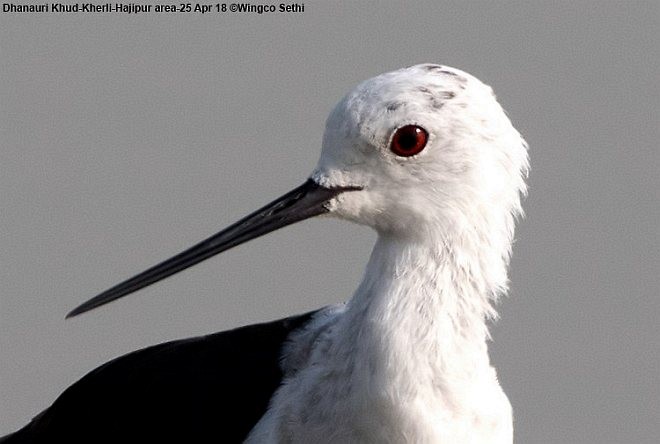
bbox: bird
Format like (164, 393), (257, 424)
(2, 63), (529, 444)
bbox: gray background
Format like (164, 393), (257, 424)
(1, 1), (658, 442)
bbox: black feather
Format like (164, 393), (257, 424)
(2, 310), (319, 444)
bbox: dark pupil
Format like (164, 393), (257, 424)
(398, 129), (418, 151)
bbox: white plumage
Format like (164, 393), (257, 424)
(246, 64), (529, 443)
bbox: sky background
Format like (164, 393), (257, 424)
(1, 1), (658, 442)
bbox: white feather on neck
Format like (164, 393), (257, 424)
(246, 226), (514, 443)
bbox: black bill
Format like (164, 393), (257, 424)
(67, 179), (359, 318)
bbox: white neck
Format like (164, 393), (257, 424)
(286, 232), (513, 442)
(247, 231), (514, 443)
(336, 232), (496, 386)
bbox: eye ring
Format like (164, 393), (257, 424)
(389, 125), (428, 157)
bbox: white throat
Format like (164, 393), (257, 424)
(339, 234), (494, 379)
(246, 232), (513, 444)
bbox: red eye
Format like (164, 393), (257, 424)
(390, 125), (428, 157)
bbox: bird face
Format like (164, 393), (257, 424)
(68, 64), (528, 317)
(313, 64), (529, 238)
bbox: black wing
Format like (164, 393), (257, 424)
(2, 310), (319, 444)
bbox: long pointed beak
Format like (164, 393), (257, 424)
(67, 179), (359, 318)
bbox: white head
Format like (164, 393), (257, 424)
(312, 64), (529, 303)
(314, 64), (528, 238)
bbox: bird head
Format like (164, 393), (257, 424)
(314, 64), (528, 242)
(68, 64), (528, 317)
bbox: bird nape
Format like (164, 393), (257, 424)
(3, 64), (529, 444)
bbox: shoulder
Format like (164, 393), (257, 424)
(4, 309), (321, 444)
(281, 304), (346, 376)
